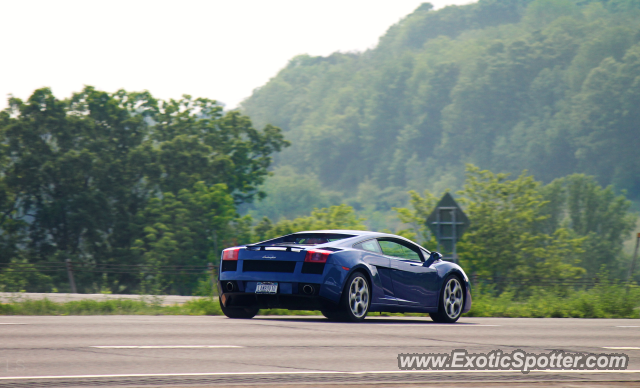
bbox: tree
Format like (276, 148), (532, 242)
(393, 167), (633, 288)
(0, 87), (288, 293)
(455, 166), (585, 290)
(393, 189), (439, 247)
(540, 174), (636, 277)
(149, 96), (289, 203)
(256, 205), (367, 241)
(133, 182), (236, 295)
(246, 166), (341, 221)
(570, 43), (640, 200)
(0, 87), (150, 269)
(241, 0), (640, 203)
(0, 259), (53, 292)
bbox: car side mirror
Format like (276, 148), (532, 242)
(424, 251), (442, 266)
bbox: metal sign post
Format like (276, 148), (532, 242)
(426, 193), (469, 263)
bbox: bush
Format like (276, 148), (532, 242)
(465, 283), (640, 318)
(0, 297), (319, 316)
(1, 284), (638, 318)
(0, 298), (161, 315)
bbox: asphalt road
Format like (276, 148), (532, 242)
(0, 315), (639, 387)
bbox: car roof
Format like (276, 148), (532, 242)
(292, 230), (430, 251)
(293, 230), (390, 237)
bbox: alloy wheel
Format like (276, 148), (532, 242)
(348, 276), (369, 318)
(443, 277), (463, 320)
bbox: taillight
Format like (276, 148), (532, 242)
(222, 247), (240, 261)
(304, 249), (331, 263)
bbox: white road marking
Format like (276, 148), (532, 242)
(375, 324), (501, 327)
(90, 345), (243, 349)
(616, 326), (640, 328)
(0, 323), (26, 325)
(2, 369), (640, 380)
(603, 347), (640, 350)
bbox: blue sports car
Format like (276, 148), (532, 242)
(218, 230), (471, 322)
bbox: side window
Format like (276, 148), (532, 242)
(378, 240), (422, 262)
(354, 239), (382, 254)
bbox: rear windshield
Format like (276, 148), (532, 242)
(276, 233), (354, 245)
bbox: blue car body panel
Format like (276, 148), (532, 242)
(219, 230), (472, 315)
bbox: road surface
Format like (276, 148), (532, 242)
(0, 315), (639, 387)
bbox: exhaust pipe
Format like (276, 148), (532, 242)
(302, 285), (314, 295)
(225, 282), (235, 292)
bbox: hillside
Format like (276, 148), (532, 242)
(241, 0), (640, 218)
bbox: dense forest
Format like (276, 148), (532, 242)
(0, 88), (288, 294)
(1, 0), (639, 295)
(241, 0), (640, 222)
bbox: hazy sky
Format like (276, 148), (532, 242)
(1, 0), (476, 110)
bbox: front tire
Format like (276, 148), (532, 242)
(430, 275), (465, 323)
(219, 296), (258, 319)
(339, 272), (371, 322)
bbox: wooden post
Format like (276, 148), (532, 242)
(65, 259), (77, 294)
(208, 262), (217, 297)
(628, 233), (640, 283)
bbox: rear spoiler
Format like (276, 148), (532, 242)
(245, 245), (343, 252)
(245, 245), (305, 252)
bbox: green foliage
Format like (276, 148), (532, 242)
(256, 204), (366, 241)
(245, 166), (341, 221)
(179, 297), (223, 315)
(192, 276), (215, 297)
(393, 166), (636, 285)
(393, 189), (439, 246)
(241, 0), (640, 206)
(466, 281), (640, 318)
(0, 297), (322, 316)
(0, 298), (167, 316)
(349, 180), (408, 233)
(456, 166), (586, 288)
(570, 42), (640, 195)
(133, 182), (236, 295)
(522, 0), (580, 29)
(0, 259), (53, 292)
(541, 174), (636, 277)
(3, 0), (640, 300)
(1, 288), (636, 317)
(0, 87), (288, 294)
(147, 96), (289, 203)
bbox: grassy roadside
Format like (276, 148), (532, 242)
(1, 284), (638, 318)
(0, 297), (320, 316)
(465, 283), (640, 319)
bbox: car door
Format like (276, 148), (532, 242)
(353, 239), (397, 305)
(377, 238), (438, 308)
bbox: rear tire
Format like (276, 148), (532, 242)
(339, 272), (371, 322)
(429, 275), (465, 323)
(219, 296), (258, 319)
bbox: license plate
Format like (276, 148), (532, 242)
(255, 282), (278, 294)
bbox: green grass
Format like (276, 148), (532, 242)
(465, 283), (640, 318)
(0, 298), (183, 315)
(0, 297), (319, 316)
(1, 283), (638, 318)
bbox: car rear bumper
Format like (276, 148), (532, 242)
(218, 280), (337, 310)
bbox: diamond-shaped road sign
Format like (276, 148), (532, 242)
(426, 193), (469, 259)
